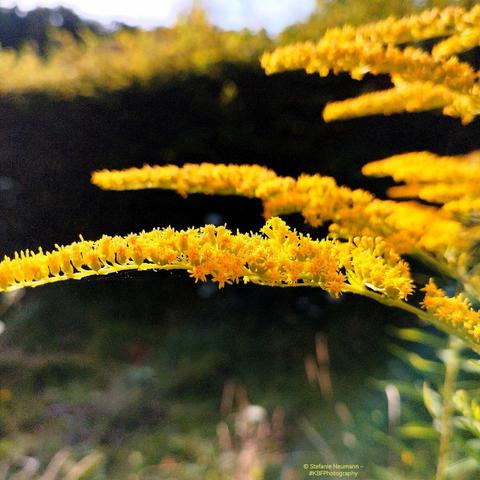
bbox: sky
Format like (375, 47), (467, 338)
(3, 0), (316, 34)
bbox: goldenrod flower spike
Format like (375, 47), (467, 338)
(91, 163), (467, 259)
(363, 151), (480, 184)
(0, 218), (340, 295)
(388, 183), (479, 204)
(422, 279), (480, 345)
(341, 236), (414, 300)
(262, 4), (480, 123)
(323, 80), (480, 124)
(261, 41), (476, 94)
(323, 83), (458, 122)
(363, 151), (480, 204)
(0, 218), (415, 303)
(323, 6), (480, 46)
(91, 163), (280, 197)
(92, 163), (296, 200)
(21, 219), (480, 347)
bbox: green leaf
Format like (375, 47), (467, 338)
(423, 382), (443, 418)
(461, 360), (480, 374)
(388, 344), (443, 374)
(398, 423), (439, 440)
(387, 326), (446, 349)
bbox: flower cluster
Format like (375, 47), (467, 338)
(323, 83), (457, 122)
(0, 217), (413, 301)
(362, 151), (480, 221)
(323, 81), (480, 124)
(92, 163), (279, 197)
(261, 4), (480, 123)
(92, 163), (467, 259)
(322, 6), (480, 47)
(2, 5), (480, 354)
(422, 279), (480, 342)
(387, 183), (480, 204)
(341, 236), (413, 300)
(362, 151), (480, 184)
(261, 41), (475, 93)
(9, 192), (480, 346)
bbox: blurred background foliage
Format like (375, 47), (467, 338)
(0, 0), (478, 478)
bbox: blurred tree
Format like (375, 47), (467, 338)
(0, 5), (102, 52)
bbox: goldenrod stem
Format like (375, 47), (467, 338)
(251, 281), (480, 353)
(435, 336), (462, 480)
(1, 263), (187, 292)
(343, 285), (480, 354)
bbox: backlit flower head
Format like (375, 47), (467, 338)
(362, 151), (480, 184)
(0, 218), (414, 301)
(422, 279), (480, 342)
(92, 163), (278, 198)
(323, 82), (479, 124)
(323, 6), (480, 47)
(261, 41), (475, 93)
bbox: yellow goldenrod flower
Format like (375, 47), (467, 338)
(342, 236), (414, 300)
(0, 218), (414, 302)
(323, 6), (479, 46)
(432, 27), (480, 60)
(262, 4), (480, 123)
(362, 151), (480, 184)
(387, 183), (479, 204)
(91, 163), (467, 258)
(323, 83), (455, 122)
(92, 162), (298, 202)
(92, 163), (279, 197)
(323, 81), (479, 124)
(328, 199), (465, 257)
(422, 279), (480, 341)
(363, 151), (480, 210)
(261, 41), (476, 94)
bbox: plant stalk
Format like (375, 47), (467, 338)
(435, 336), (462, 480)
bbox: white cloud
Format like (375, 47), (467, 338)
(3, 0), (315, 33)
